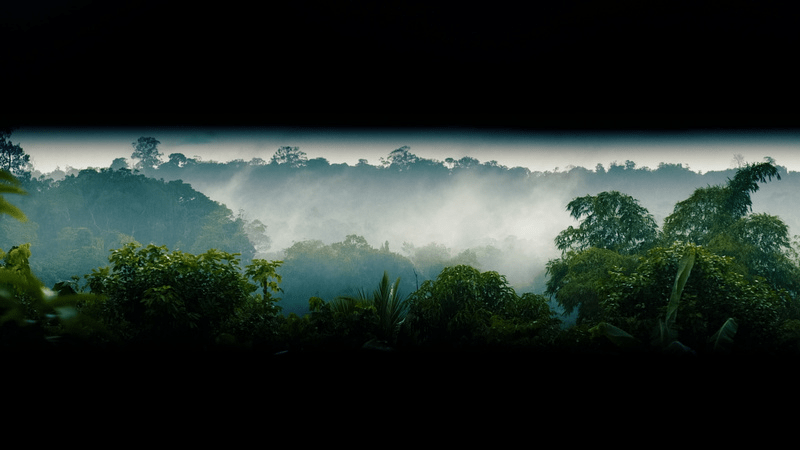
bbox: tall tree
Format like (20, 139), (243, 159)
(381, 146), (419, 171)
(658, 160), (800, 318)
(662, 159), (781, 245)
(0, 129), (31, 178)
(555, 190), (658, 255)
(130, 137), (163, 171)
(269, 146), (307, 168)
(724, 160), (781, 219)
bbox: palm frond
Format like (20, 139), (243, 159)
(0, 169), (26, 222)
(369, 271), (410, 342)
(331, 288), (369, 315)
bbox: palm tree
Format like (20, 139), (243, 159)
(332, 271), (410, 345)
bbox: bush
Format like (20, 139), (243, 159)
(81, 243), (283, 349)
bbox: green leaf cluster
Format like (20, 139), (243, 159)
(80, 243), (284, 348)
(548, 160), (799, 354)
(545, 247), (639, 325)
(279, 271), (411, 352)
(399, 265), (560, 350)
(0, 244), (105, 348)
(597, 243), (782, 353)
(0, 169), (103, 347)
(555, 190), (659, 255)
(5, 168), (258, 288)
(661, 161), (788, 282)
(280, 296), (381, 352)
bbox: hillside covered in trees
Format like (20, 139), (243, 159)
(2, 169), (259, 289)
(125, 142), (800, 315)
(2, 130), (800, 358)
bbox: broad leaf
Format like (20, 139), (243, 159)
(651, 318), (678, 349)
(0, 169), (27, 222)
(665, 247), (695, 331)
(590, 322), (641, 349)
(663, 340), (695, 355)
(708, 317), (738, 353)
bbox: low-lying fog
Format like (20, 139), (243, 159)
(19, 127), (800, 295)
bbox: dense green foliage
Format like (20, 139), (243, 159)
(663, 161), (781, 244)
(78, 243), (284, 349)
(659, 159), (800, 298)
(544, 159), (800, 355)
(398, 265), (561, 351)
(1, 168), (257, 288)
(0, 243), (105, 349)
(555, 191), (659, 255)
(278, 235), (418, 315)
(0, 169), (100, 349)
(545, 248), (639, 325)
(2, 133), (800, 357)
(280, 271), (410, 352)
(597, 243), (785, 354)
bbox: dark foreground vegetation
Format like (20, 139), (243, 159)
(2, 132), (800, 371)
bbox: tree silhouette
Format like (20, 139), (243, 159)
(0, 129), (31, 178)
(131, 137), (163, 171)
(269, 146), (307, 168)
(166, 153), (188, 168)
(381, 146), (419, 171)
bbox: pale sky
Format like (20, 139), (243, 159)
(11, 127), (800, 175)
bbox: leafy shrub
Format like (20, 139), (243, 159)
(399, 265), (560, 350)
(81, 243), (283, 349)
(599, 242), (783, 353)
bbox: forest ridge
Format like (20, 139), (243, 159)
(1, 131), (800, 357)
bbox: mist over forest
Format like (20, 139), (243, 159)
(13, 138), (799, 319)
(146, 147), (799, 285)
(4, 127), (800, 359)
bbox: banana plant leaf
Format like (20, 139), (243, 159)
(665, 247), (695, 331)
(590, 322), (642, 349)
(663, 340), (695, 355)
(708, 317), (737, 353)
(651, 318), (679, 348)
